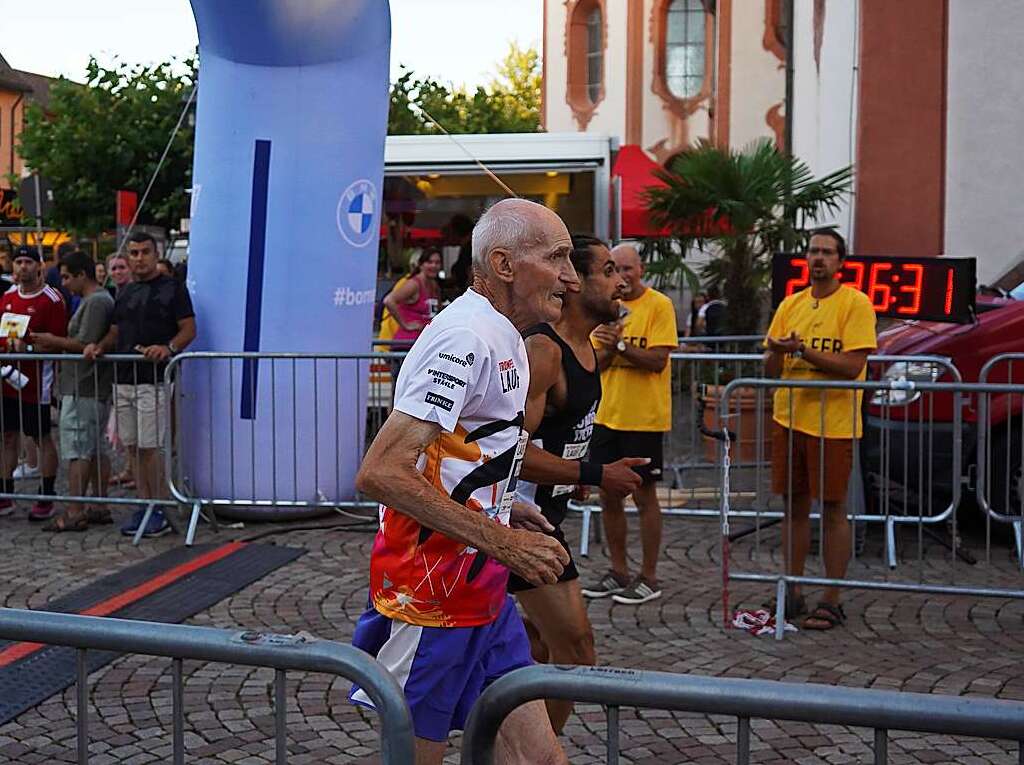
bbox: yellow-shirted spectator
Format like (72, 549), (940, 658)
(764, 227), (877, 632)
(582, 243), (678, 606)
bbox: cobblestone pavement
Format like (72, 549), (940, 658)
(0, 507), (1021, 764)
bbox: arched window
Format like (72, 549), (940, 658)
(665, 0), (706, 99)
(586, 7), (603, 104)
(565, 0), (606, 129)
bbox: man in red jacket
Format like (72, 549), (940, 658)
(0, 246), (67, 521)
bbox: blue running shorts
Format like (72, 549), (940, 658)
(349, 595), (532, 742)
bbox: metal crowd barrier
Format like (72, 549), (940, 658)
(978, 353), (1024, 565)
(164, 351), (405, 543)
(460, 664), (1024, 765)
(0, 352), (179, 544)
(0, 608), (414, 765)
(573, 353), (961, 562)
(719, 377), (1024, 641)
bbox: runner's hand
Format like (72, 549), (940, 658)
(509, 500), (554, 533)
(498, 528), (569, 587)
(572, 485), (591, 502)
(600, 457), (649, 496)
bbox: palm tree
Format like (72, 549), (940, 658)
(644, 139), (853, 333)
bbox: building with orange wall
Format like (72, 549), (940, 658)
(0, 53), (53, 191)
(542, 1), (787, 160)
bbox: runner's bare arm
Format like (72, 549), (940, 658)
(590, 323), (620, 370)
(356, 411), (569, 586)
(519, 335), (645, 495)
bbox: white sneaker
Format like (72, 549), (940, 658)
(13, 463), (40, 480)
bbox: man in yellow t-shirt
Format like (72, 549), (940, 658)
(582, 243), (678, 606)
(764, 228), (876, 631)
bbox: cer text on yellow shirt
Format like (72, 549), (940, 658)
(594, 287), (678, 432)
(765, 285), (877, 439)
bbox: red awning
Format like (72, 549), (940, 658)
(611, 144), (731, 238)
(612, 145), (671, 238)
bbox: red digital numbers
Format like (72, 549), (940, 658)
(895, 263), (923, 315)
(844, 260), (866, 292)
(774, 254), (973, 324)
(784, 258), (809, 297)
(866, 262), (893, 310)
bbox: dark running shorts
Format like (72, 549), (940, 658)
(507, 523), (579, 593)
(588, 424), (664, 484)
(1, 395), (52, 438)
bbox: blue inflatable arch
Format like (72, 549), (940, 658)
(180, 0), (391, 518)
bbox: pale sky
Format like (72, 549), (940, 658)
(0, 0), (542, 87)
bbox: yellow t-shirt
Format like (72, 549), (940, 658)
(765, 285), (877, 439)
(595, 287), (678, 432)
(377, 276), (409, 342)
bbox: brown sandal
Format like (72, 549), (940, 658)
(86, 505), (113, 525)
(42, 510), (89, 533)
(802, 602), (846, 631)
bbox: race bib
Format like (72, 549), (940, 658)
(497, 429), (529, 523)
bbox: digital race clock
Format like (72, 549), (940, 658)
(771, 254), (976, 324)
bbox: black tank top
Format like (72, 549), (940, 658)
(515, 323), (602, 527)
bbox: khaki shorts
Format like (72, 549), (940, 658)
(114, 384), (169, 450)
(59, 396), (111, 460)
(771, 424), (853, 503)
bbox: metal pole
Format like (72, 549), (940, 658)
(874, 728), (888, 764)
(173, 658), (185, 765)
(736, 716), (750, 765)
(275, 669), (287, 765)
(606, 704), (619, 765)
(32, 173), (44, 261)
(76, 648), (88, 765)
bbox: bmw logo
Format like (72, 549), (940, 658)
(336, 179), (378, 248)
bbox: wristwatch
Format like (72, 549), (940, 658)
(791, 342), (806, 359)
(616, 339), (627, 352)
(167, 342), (180, 355)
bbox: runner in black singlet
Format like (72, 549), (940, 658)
(509, 234), (649, 733)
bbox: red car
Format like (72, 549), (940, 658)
(862, 290), (1024, 523)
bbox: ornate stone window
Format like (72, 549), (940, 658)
(652, 0), (713, 119)
(565, 0), (606, 129)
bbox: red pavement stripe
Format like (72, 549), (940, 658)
(0, 541), (246, 667)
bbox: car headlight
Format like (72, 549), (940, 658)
(870, 361), (943, 406)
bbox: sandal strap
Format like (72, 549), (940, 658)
(808, 602), (845, 625)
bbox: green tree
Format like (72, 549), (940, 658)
(17, 57), (195, 238)
(644, 139), (853, 333)
(388, 42), (542, 135)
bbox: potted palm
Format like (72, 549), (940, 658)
(643, 138), (853, 334)
(643, 139), (853, 461)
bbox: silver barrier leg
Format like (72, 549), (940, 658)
(76, 648), (88, 765)
(606, 704), (619, 765)
(172, 658), (185, 765)
(185, 502), (202, 547)
(736, 716), (750, 765)
(874, 728), (888, 764)
(275, 669), (287, 765)
(886, 516), (897, 570)
(579, 506), (592, 558)
(132, 503), (155, 546)
(1014, 519), (1024, 571)
(774, 578), (787, 642)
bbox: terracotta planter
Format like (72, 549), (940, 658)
(702, 384), (773, 463)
